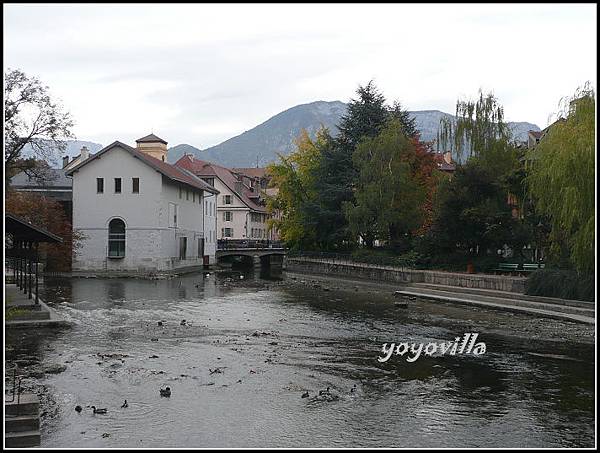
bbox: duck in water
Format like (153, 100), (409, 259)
(75, 405), (82, 413)
(91, 406), (107, 414)
(160, 387), (171, 397)
(121, 400), (128, 408)
(319, 387), (331, 396)
(301, 391), (309, 398)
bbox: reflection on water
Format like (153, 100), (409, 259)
(5, 269), (595, 448)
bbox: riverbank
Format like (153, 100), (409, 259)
(284, 271), (595, 346)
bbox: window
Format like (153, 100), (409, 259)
(223, 195), (232, 204)
(186, 189), (189, 201)
(222, 228), (233, 238)
(179, 237), (187, 260)
(201, 177), (214, 187)
(97, 178), (104, 193)
(108, 218), (125, 258)
(114, 178), (122, 193)
(224, 211), (232, 222)
(132, 178), (139, 193)
(169, 203), (178, 227)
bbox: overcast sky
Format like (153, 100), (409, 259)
(4, 3), (597, 149)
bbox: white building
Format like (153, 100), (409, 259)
(174, 155), (275, 241)
(66, 134), (219, 273)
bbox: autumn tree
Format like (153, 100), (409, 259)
(5, 190), (82, 271)
(527, 84), (595, 276)
(266, 128), (331, 250)
(4, 68), (75, 183)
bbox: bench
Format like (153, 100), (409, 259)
(494, 263), (545, 274)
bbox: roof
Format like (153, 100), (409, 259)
(10, 168), (72, 188)
(529, 130), (543, 139)
(5, 213), (63, 243)
(175, 154), (267, 212)
(65, 141), (219, 195)
(136, 133), (168, 144)
(232, 167), (268, 179)
(432, 152), (456, 172)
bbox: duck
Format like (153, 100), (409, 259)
(350, 384), (357, 393)
(319, 387), (331, 396)
(75, 405), (82, 413)
(159, 387), (171, 397)
(301, 391), (309, 398)
(121, 400), (128, 408)
(91, 406), (107, 414)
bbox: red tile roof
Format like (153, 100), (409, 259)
(175, 155), (267, 212)
(232, 167), (267, 179)
(65, 141), (219, 194)
(529, 130), (543, 139)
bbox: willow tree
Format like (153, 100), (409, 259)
(437, 90), (511, 163)
(526, 84), (595, 275)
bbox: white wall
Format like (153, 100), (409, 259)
(71, 145), (217, 272)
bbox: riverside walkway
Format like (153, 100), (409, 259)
(287, 257), (595, 325)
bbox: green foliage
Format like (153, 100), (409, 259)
(525, 269), (594, 302)
(266, 129), (330, 250)
(350, 248), (419, 268)
(526, 84), (595, 276)
(344, 119), (426, 248)
(438, 90), (511, 163)
(426, 159), (529, 262)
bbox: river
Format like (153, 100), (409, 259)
(4, 269), (595, 448)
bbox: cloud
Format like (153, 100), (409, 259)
(4, 4), (596, 148)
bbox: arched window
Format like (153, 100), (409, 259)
(108, 218), (126, 258)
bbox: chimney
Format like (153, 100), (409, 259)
(62, 156), (70, 168)
(443, 151), (452, 165)
(135, 133), (168, 162)
(80, 146), (90, 161)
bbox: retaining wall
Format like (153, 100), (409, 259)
(286, 258), (527, 293)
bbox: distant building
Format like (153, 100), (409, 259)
(66, 134), (219, 273)
(175, 155), (276, 241)
(8, 146), (94, 219)
(432, 151), (456, 174)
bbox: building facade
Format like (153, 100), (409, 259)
(174, 155), (275, 241)
(66, 135), (219, 273)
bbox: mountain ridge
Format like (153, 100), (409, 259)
(167, 101), (540, 167)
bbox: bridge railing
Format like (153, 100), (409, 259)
(217, 239), (285, 250)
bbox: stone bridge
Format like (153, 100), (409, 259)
(216, 246), (286, 268)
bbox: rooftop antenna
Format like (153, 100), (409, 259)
(256, 155), (259, 168)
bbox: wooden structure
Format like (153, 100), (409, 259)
(5, 213), (62, 304)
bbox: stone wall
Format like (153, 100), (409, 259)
(286, 258), (527, 294)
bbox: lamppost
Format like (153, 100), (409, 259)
(536, 220), (544, 268)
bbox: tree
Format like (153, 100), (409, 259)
(266, 128), (329, 249)
(437, 89), (511, 163)
(5, 190), (82, 271)
(426, 160), (529, 265)
(343, 119), (427, 249)
(527, 84), (595, 275)
(4, 68), (75, 182)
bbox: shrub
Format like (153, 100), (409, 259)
(525, 269), (595, 302)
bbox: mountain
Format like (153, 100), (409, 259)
(168, 101), (347, 166)
(21, 140), (104, 168)
(170, 100), (541, 167)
